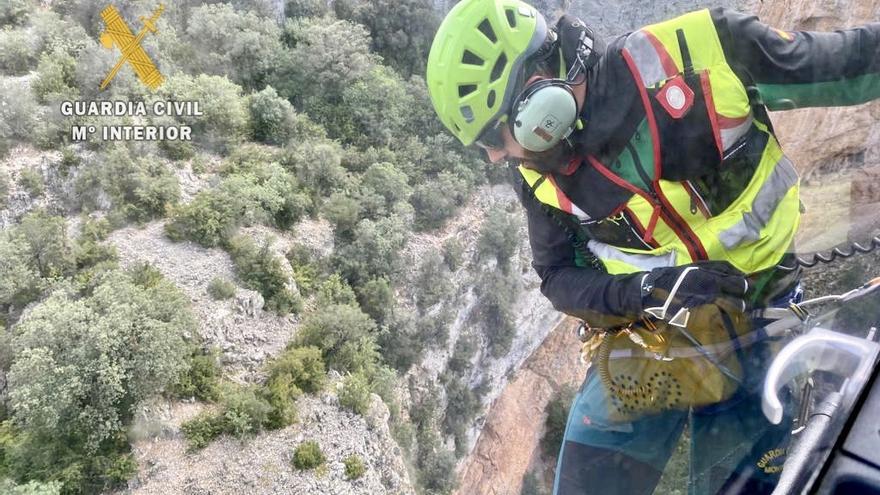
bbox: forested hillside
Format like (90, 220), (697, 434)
(0, 1), (539, 493)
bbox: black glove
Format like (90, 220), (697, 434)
(639, 261), (749, 326)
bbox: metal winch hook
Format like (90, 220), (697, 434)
(762, 328), (880, 425)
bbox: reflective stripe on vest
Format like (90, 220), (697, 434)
(718, 155), (799, 249)
(587, 239), (677, 273)
(623, 16), (753, 150)
(519, 9), (801, 277)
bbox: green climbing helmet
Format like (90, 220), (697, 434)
(426, 0), (548, 146)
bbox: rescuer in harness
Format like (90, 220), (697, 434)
(426, 1), (880, 493)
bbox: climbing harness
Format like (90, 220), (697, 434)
(581, 276), (880, 423)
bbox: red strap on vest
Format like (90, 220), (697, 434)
(644, 206), (661, 244)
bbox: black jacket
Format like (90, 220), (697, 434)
(517, 8), (880, 325)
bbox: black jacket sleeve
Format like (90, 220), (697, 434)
(515, 175), (644, 327)
(711, 7), (880, 109)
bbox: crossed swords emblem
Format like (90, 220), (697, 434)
(98, 3), (165, 91)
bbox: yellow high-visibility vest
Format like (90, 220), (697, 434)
(521, 9), (800, 276)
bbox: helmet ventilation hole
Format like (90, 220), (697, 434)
(487, 90), (496, 108)
(458, 84), (477, 97)
(462, 50), (484, 66)
(460, 105), (475, 122)
(505, 9), (517, 28)
(478, 19), (497, 43)
(490, 53), (507, 81)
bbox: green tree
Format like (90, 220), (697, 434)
(7, 268), (194, 453)
(394, 133), (484, 188)
(441, 374), (484, 456)
(207, 277), (236, 300)
(183, 4), (283, 90)
(410, 172), (470, 231)
(285, 244), (320, 297)
(442, 238), (465, 271)
(338, 65), (415, 147)
(295, 303), (379, 375)
(0, 478), (63, 495)
(478, 209), (521, 271)
(284, 0), (328, 18)
(158, 74), (250, 153)
(339, 371), (372, 415)
(446, 334), (477, 376)
(0, 210), (79, 324)
(76, 146), (181, 223)
(0, 236), (41, 326)
(32, 50), (78, 103)
(475, 270), (520, 357)
(181, 381), (279, 450)
(280, 139), (347, 203)
(18, 169), (44, 198)
(419, 447), (457, 493)
(314, 274), (358, 307)
(414, 252), (453, 311)
(0, 78), (39, 152)
(30, 10), (90, 58)
(0, 0), (30, 26)
(378, 308), (422, 371)
(164, 189), (240, 247)
(403, 75), (448, 139)
(217, 384), (273, 438)
(180, 412), (226, 450)
(0, 166), (10, 208)
(356, 277), (394, 325)
(332, 0), (440, 77)
(165, 161), (307, 247)
(267, 346), (326, 394)
(228, 235), (301, 315)
(362, 161), (412, 207)
(12, 209), (76, 280)
(172, 348), (220, 402)
(323, 192), (362, 238)
(541, 385), (576, 459)
(248, 86), (298, 145)
(332, 215), (408, 286)
(0, 29), (37, 75)
(272, 17), (377, 105)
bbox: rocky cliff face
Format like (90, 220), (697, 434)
(457, 318), (587, 495)
(399, 182), (562, 454)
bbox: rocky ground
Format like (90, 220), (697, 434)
(0, 144), (419, 494)
(107, 220), (295, 381)
(121, 378), (413, 495)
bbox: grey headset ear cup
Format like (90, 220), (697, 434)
(511, 80), (578, 152)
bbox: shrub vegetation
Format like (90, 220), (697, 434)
(207, 277), (236, 300)
(0, 2), (509, 493)
(292, 441), (325, 470)
(344, 454), (366, 480)
(228, 235), (302, 315)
